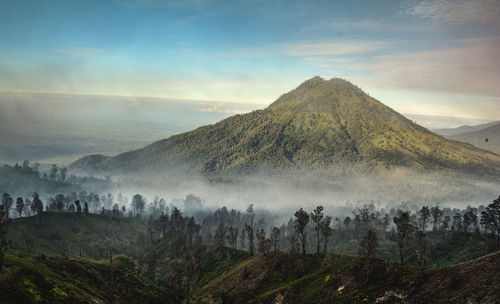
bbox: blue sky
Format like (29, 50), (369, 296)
(1, 0), (500, 119)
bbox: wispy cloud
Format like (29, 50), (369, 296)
(199, 102), (248, 114)
(56, 47), (107, 58)
(406, 0), (500, 24)
(282, 40), (391, 56)
(350, 36), (500, 97)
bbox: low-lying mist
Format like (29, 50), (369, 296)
(102, 167), (499, 218)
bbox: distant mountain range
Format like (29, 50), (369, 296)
(434, 122), (500, 155)
(71, 77), (500, 177)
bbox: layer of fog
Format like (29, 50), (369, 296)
(103, 167), (500, 219)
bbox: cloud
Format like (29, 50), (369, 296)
(350, 36), (500, 97)
(56, 47), (107, 58)
(282, 40), (391, 56)
(199, 102), (247, 114)
(406, 0), (500, 24)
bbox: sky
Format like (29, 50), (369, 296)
(1, 0), (500, 120)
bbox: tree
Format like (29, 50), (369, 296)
(418, 206), (431, 231)
(16, 197), (24, 217)
(131, 194), (146, 216)
(240, 227), (246, 250)
(32, 192), (43, 215)
(0, 203), (12, 270)
(480, 196), (500, 245)
(49, 164), (58, 180)
(255, 229), (266, 254)
(311, 206), (324, 255)
(54, 194), (65, 212)
(393, 211), (414, 265)
(343, 216), (351, 230)
(415, 230), (430, 268)
(294, 208), (310, 255)
(226, 226), (239, 250)
(60, 167), (68, 182)
(320, 216), (332, 254)
(245, 204), (255, 255)
(112, 203), (120, 217)
(431, 206), (443, 231)
(441, 215), (451, 231)
(359, 229), (378, 266)
(185, 217), (200, 248)
(270, 227), (281, 255)
(75, 200), (82, 214)
(214, 221), (226, 251)
(170, 207), (184, 231)
(463, 208), (478, 232)
(452, 213), (462, 232)
(1, 193), (13, 218)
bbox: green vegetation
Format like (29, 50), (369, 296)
(192, 251), (500, 304)
(72, 77), (500, 178)
(0, 253), (170, 304)
(7, 212), (148, 259)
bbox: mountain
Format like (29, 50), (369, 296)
(434, 121), (500, 137)
(446, 123), (500, 155)
(71, 77), (500, 177)
(192, 251), (500, 304)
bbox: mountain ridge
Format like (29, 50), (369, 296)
(70, 77), (500, 177)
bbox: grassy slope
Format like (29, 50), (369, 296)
(72, 77), (500, 177)
(192, 251), (500, 304)
(8, 212), (147, 258)
(140, 232), (250, 291)
(0, 254), (169, 304)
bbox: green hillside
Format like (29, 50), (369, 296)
(192, 251), (500, 304)
(7, 213), (148, 259)
(72, 77), (500, 177)
(0, 254), (169, 304)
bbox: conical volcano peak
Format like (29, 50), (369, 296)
(269, 76), (374, 111)
(296, 76), (326, 89)
(71, 76), (500, 177)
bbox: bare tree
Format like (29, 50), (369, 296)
(311, 206), (324, 255)
(294, 208), (310, 255)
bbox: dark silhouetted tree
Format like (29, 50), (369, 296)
(393, 211), (413, 265)
(16, 197), (24, 217)
(463, 208), (478, 232)
(0, 203), (12, 270)
(49, 164), (58, 180)
(214, 221), (226, 252)
(431, 206), (443, 231)
(480, 196), (500, 245)
(359, 229), (378, 269)
(245, 204), (255, 255)
(270, 227), (280, 255)
(75, 200), (82, 214)
(311, 205), (324, 255)
(294, 208), (310, 255)
(1, 193), (13, 218)
(32, 192), (43, 215)
(256, 229), (267, 254)
(132, 194), (146, 216)
(418, 206), (431, 231)
(320, 216), (332, 254)
(226, 226), (238, 250)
